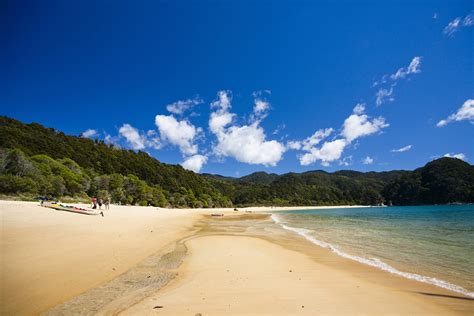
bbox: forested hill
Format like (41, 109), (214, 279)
(1, 116), (473, 207)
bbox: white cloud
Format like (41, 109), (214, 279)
(302, 128), (334, 151)
(146, 136), (162, 150)
(443, 17), (461, 36)
(211, 90), (232, 111)
(353, 103), (365, 115)
(443, 13), (473, 36)
(362, 156), (374, 165)
(81, 129), (98, 138)
(300, 139), (348, 166)
(390, 56), (422, 80)
(464, 13), (474, 26)
(339, 155), (353, 166)
(209, 90), (236, 135)
(209, 111), (235, 134)
(272, 123), (286, 135)
(287, 128), (333, 152)
(436, 99), (474, 127)
(375, 87), (394, 106)
(252, 90), (272, 121)
(373, 57), (421, 106)
(295, 105), (388, 167)
(155, 115), (199, 155)
(119, 124), (147, 150)
(286, 140), (302, 150)
(116, 125), (161, 150)
(214, 123), (286, 167)
(209, 90), (286, 166)
(166, 96), (203, 115)
(254, 99), (270, 115)
(391, 145), (412, 153)
(341, 112), (389, 142)
(181, 154), (208, 173)
(407, 57), (422, 74)
(443, 153), (467, 161)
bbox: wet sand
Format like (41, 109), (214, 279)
(120, 214), (473, 316)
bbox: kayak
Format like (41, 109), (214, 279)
(42, 201), (104, 216)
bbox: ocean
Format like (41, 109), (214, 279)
(271, 205), (474, 297)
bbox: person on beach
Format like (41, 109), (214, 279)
(91, 197), (97, 209)
(98, 199), (103, 210)
(104, 198), (110, 210)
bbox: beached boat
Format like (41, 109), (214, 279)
(42, 201), (104, 216)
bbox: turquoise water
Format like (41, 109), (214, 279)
(271, 205), (474, 297)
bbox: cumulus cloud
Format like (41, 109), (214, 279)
(286, 140), (302, 150)
(353, 103), (365, 115)
(375, 87), (394, 106)
(443, 153), (467, 161)
(253, 99), (270, 116)
(181, 154), (208, 173)
(362, 156), (374, 165)
(214, 124), (286, 166)
(443, 12), (473, 36)
(436, 99), (474, 127)
(341, 108), (389, 142)
(294, 105), (388, 167)
(292, 128), (334, 152)
(286, 128), (334, 154)
(118, 124), (161, 150)
(209, 90), (286, 167)
(119, 124), (147, 150)
(81, 129), (98, 138)
(155, 115), (199, 155)
(211, 90), (232, 111)
(251, 90), (271, 121)
(391, 145), (412, 153)
(300, 139), (348, 166)
(166, 96), (203, 115)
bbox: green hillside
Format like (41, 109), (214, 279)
(1, 116), (473, 207)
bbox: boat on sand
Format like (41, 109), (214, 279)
(42, 201), (104, 216)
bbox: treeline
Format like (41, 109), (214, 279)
(1, 116), (473, 207)
(0, 148), (231, 207)
(206, 158), (474, 206)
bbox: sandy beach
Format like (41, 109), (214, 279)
(1, 201), (473, 315)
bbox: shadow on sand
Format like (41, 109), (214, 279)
(416, 292), (474, 301)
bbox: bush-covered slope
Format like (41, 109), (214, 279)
(1, 116), (473, 206)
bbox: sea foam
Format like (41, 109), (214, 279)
(271, 214), (474, 298)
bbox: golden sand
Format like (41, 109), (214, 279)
(1, 201), (472, 315)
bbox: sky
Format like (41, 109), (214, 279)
(1, 0), (473, 176)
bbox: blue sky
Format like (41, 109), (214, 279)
(2, 0), (473, 176)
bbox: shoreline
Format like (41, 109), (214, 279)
(120, 213), (474, 315)
(270, 213), (474, 299)
(1, 201), (473, 315)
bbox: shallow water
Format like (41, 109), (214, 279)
(271, 205), (474, 297)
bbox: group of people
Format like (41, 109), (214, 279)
(91, 197), (110, 210)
